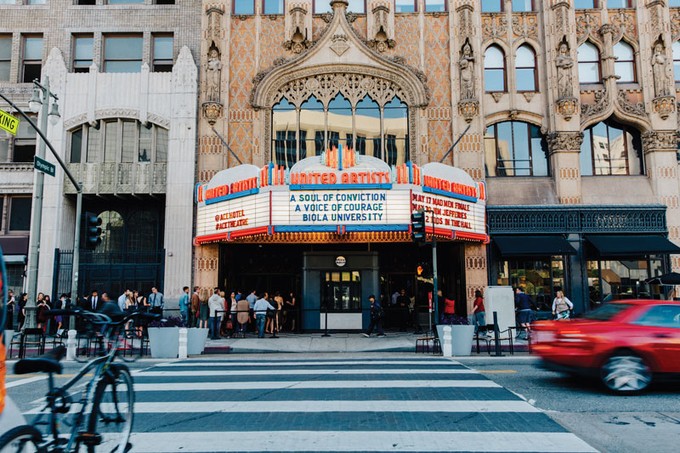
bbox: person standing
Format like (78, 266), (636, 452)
(253, 292), (275, 338)
(236, 295), (250, 337)
(117, 289), (131, 312)
(86, 290), (102, 312)
(190, 286), (200, 327)
(515, 287), (534, 339)
(208, 288), (223, 340)
(552, 290), (574, 320)
(179, 286), (190, 325)
(246, 289), (257, 331)
(148, 287), (164, 315)
(396, 289), (410, 332)
(471, 290), (486, 335)
(362, 295), (386, 338)
(6, 290), (16, 330)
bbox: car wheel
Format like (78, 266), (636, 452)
(601, 353), (652, 394)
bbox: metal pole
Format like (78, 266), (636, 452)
(24, 77), (50, 329)
(69, 190), (82, 330)
(431, 213), (438, 329)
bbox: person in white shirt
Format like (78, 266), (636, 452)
(253, 292), (275, 338)
(552, 290), (574, 320)
(208, 288), (224, 339)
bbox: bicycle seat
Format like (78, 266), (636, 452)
(14, 345), (66, 375)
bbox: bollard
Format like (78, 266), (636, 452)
(493, 312), (503, 357)
(66, 329), (77, 361)
(442, 325), (452, 356)
(178, 327), (188, 359)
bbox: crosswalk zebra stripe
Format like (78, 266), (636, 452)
(122, 431), (597, 452)
(133, 379), (501, 391)
(138, 368), (478, 377)
(153, 360), (459, 367)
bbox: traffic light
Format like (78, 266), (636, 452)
(411, 210), (426, 243)
(84, 211), (102, 250)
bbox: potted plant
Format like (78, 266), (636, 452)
(436, 314), (475, 356)
(186, 324), (209, 355)
(147, 316), (185, 358)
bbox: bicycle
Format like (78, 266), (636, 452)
(0, 307), (159, 453)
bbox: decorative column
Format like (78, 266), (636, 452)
(547, 131), (583, 205)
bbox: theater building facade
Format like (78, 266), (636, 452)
(194, 0), (680, 328)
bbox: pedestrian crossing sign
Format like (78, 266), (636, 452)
(0, 109), (20, 136)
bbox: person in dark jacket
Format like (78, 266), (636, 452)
(515, 287), (534, 339)
(362, 295), (386, 338)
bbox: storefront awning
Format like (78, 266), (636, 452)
(493, 235), (576, 256)
(585, 235), (680, 256)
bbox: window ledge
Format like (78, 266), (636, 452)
(0, 163), (33, 171)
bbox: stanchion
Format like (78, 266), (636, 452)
(322, 304), (330, 337)
(493, 311), (503, 357)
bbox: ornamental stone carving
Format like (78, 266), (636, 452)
(457, 3), (474, 39)
(642, 130), (678, 152)
(555, 37), (574, 99)
(610, 10), (636, 44)
(284, 1), (312, 54)
(205, 42), (222, 103)
(653, 96), (676, 120)
(459, 39), (475, 101)
(512, 14), (538, 40)
(651, 37), (672, 98)
(482, 14), (508, 41)
(202, 102), (222, 125)
(672, 9), (680, 42)
(616, 90), (645, 119)
(206, 6), (223, 41)
(458, 100), (479, 123)
(546, 131), (584, 153)
(366, 0), (395, 53)
(556, 98), (579, 120)
(330, 34), (350, 56)
(575, 12), (600, 45)
(581, 89), (610, 124)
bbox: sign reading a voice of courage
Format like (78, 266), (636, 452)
(290, 191), (387, 223)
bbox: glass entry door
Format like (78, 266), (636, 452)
(321, 271), (362, 313)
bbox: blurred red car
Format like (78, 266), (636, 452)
(532, 300), (680, 394)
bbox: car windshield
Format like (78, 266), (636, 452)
(584, 303), (632, 321)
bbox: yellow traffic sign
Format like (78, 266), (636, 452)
(0, 109), (19, 136)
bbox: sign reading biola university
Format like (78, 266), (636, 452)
(195, 146), (487, 244)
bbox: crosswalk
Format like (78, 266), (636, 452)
(121, 357), (596, 452)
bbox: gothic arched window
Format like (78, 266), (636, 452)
(384, 97), (408, 166)
(516, 44), (537, 92)
(579, 119), (643, 176)
(484, 45), (506, 92)
(300, 95), (325, 157)
(578, 41), (601, 83)
(272, 98), (297, 168)
(613, 41), (635, 83)
(328, 94), (352, 151)
(484, 121), (548, 177)
(672, 41), (680, 82)
(355, 96), (381, 158)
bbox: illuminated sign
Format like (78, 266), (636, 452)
(195, 146), (487, 244)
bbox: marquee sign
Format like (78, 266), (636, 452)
(195, 146), (487, 244)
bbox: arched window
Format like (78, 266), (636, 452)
(516, 45), (537, 92)
(580, 120), (643, 176)
(484, 121), (548, 177)
(272, 98), (297, 168)
(673, 41), (680, 82)
(97, 210), (124, 254)
(485, 45), (506, 92)
(578, 41), (601, 84)
(69, 120), (168, 164)
(613, 41), (635, 82)
(270, 92), (410, 168)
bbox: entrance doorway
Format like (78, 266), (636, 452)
(320, 271), (362, 330)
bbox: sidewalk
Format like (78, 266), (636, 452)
(202, 331), (531, 355)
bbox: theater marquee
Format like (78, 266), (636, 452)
(195, 147), (487, 244)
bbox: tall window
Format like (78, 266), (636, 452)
(0, 114), (37, 163)
(674, 41), (680, 82)
(515, 44), (537, 91)
(9, 197), (31, 231)
(512, 0), (534, 12)
(233, 0), (255, 14)
(484, 45), (506, 92)
(21, 35), (42, 83)
(481, 0), (502, 12)
(263, 0), (284, 14)
(314, 0), (332, 13)
(578, 41), (601, 83)
(70, 120), (168, 164)
(574, 0), (598, 8)
(580, 120), (643, 176)
(152, 34), (173, 72)
(271, 93), (409, 168)
(104, 35), (143, 73)
(27, 0), (47, 4)
(607, 0), (632, 7)
(484, 121), (548, 177)
(72, 34), (93, 73)
(0, 35), (10, 82)
(424, 0), (446, 12)
(395, 0), (416, 13)
(613, 41), (635, 82)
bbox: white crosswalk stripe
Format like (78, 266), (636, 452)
(120, 357), (598, 452)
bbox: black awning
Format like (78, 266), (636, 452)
(493, 235), (576, 256)
(586, 235), (680, 256)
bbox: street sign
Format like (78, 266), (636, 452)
(0, 109), (19, 136)
(34, 156), (56, 177)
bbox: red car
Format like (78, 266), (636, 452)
(532, 300), (680, 394)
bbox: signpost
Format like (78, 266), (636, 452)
(0, 109), (20, 136)
(34, 155), (55, 177)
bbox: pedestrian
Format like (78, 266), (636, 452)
(117, 289), (131, 312)
(396, 289), (410, 331)
(362, 295), (386, 337)
(86, 290), (102, 312)
(246, 289), (257, 331)
(208, 288), (223, 340)
(228, 291), (238, 337)
(36, 293), (50, 333)
(440, 293), (456, 324)
(198, 288), (210, 329)
(552, 290), (574, 320)
(236, 295), (250, 337)
(6, 290), (16, 330)
(253, 292), (275, 338)
(471, 289), (486, 335)
(17, 293), (28, 330)
(179, 286), (190, 325)
(515, 287), (534, 339)
(190, 286), (200, 327)
(148, 286), (164, 315)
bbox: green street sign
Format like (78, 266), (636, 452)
(0, 109), (20, 136)
(34, 155), (56, 177)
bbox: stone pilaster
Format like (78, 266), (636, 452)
(547, 131), (583, 205)
(464, 243), (487, 314)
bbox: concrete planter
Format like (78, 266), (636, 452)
(147, 327), (179, 358)
(437, 324), (475, 356)
(187, 328), (209, 355)
(3, 330), (14, 348)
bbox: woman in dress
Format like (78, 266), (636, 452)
(199, 288), (210, 329)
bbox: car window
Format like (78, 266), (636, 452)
(632, 305), (680, 328)
(584, 303), (632, 321)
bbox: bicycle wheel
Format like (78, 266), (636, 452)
(0, 425), (42, 453)
(86, 364), (134, 453)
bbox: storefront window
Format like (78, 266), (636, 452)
(496, 256), (567, 311)
(587, 256), (664, 308)
(322, 271), (362, 312)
